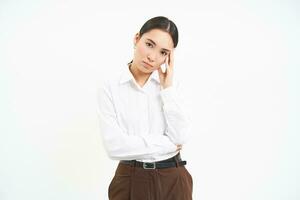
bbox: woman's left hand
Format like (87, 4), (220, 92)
(158, 50), (174, 89)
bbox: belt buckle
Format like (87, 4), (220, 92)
(143, 162), (156, 169)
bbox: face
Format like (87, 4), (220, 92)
(133, 29), (174, 73)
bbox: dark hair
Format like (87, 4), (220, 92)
(139, 16), (179, 48)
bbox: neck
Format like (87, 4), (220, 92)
(129, 61), (151, 87)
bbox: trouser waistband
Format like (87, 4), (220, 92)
(119, 153), (187, 169)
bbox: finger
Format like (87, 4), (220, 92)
(158, 66), (166, 77)
(165, 56), (169, 67)
(157, 66), (163, 75)
(167, 50), (172, 67)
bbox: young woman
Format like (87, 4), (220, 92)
(97, 16), (193, 200)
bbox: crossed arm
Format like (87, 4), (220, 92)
(96, 82), (190, 160)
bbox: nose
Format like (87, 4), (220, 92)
(147, 52), (155, 63)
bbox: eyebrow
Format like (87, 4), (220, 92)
(146, 38), (171, 52)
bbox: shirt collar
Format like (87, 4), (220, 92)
(119, 62), (160, 85)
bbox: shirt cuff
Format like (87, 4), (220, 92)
(142, 134), (177, 155)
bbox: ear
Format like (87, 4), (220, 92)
(133, 32), (140, 46)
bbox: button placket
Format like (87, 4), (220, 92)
(140, 91), (150, 134)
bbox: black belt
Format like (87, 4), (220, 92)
(119, 153), (187, 169)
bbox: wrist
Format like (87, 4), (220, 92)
(162, 84), (172, 89)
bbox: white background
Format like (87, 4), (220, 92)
(0, 0), (299, 199)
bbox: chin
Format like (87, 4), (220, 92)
(136, 66), (146, 73)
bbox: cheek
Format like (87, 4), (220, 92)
(137, 44), (148, 57)
(154, 60), (165, 70)
(159, 57), (166, 65)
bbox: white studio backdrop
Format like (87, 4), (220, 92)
(0, 0), (299, 200)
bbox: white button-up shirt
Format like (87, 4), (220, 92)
(96, 63), (191, 162)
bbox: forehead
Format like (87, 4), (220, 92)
(141, 29), (174, 50)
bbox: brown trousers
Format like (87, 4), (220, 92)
(108, 162), (193, 200)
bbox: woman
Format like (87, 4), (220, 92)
(97, 16), (193, 200)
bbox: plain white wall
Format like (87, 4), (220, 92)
(0, 0), (299, 200)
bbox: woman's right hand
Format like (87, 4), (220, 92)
(176, 144), (182, 151)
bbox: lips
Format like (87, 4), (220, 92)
(142, 61), (154, 68)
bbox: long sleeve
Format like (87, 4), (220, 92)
(160, 82), (191, 145)
(96, 83), (177, 161)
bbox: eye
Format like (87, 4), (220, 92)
(161, 51), (168, 56)
(146, 42), (153, 48)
